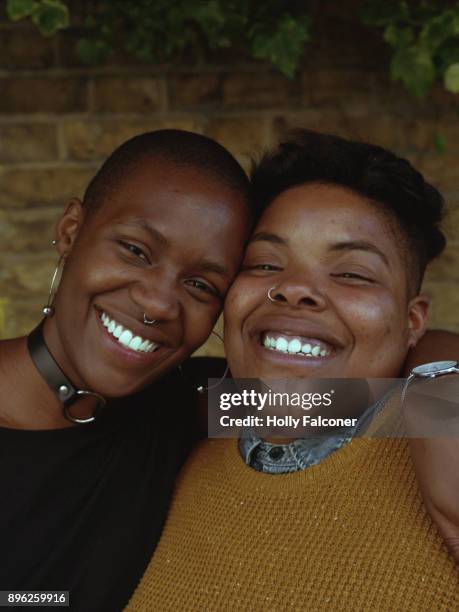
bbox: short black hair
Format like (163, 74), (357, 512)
(250, 129), (446, 294)
(83, 129), (250, 213)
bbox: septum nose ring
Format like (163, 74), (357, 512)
(143, 313), (156, 325)
(267, 286), (279, 303)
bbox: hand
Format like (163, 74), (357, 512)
(403, 375), (459, 563)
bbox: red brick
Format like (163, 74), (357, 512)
(302, 69), (374, 113)
(223, 72), (299, 109)
(63, 118), (204, 161)
(0, 27), (55, 69)
(413, 154), (459, 193)
(422, 281), (459, 332)
(0, 123), (58, 162)
(0, 165), (96, 208)
(0, 77), (88, 114)
(93, 77), (167, 113)
(206, 117), (269, 160)
(424, 244), (459, 284)
(169, 74), (222, 109)
(0, 206), (61, 253)
(1, 297), (45, 339)
(0, 252), (56, 301)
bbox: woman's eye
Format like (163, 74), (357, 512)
(247, 263), (281, 272)
(119, 241), (149, 263)
(186, 279), (221, 298)
(333, 272), (374, 283)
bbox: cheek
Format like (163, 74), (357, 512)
(224, 277), (258, 334)
(340, 291), (404, 342)
(183, 303), (221, 352)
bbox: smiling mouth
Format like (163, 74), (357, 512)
(100, 311), (161, 354)
(260, 332), (333, 358)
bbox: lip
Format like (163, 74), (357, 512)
(94, 306), (170, 365)
(95, 305), (169, 345)
(250, 315), (346, 351)
(245, 314), (346, 371)
(252, 336), (338, 369)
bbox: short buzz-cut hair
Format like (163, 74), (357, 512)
(83, 129), (251, 213)
(250, 129), (446, 295)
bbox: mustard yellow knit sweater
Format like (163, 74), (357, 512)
(127, 438), (458, 611)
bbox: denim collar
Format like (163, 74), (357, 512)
(238, 433), (351, 473)
(239, 383), (396, 473)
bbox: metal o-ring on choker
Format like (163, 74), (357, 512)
(27, 320), (106, 424)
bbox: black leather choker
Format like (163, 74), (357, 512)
(27, 320), (106, 424)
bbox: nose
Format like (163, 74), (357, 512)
(268, 276), (327, 311)
(129, 269), (181, 322)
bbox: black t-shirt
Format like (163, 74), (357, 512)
(0, 369), (198, 611)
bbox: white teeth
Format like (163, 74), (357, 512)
(263, 334), (331, 359)
(288, 339), (302, 353)
(119, 330), (133, 347)
(129, 336), (142, 351)
(100, 311), (159, 354)
(139, 339), (150, 351)
(276, 337), (288, 352)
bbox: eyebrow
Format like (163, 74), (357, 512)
(249, 232), (390, 268)
(117, 220), (229, 278)
(119, 219), (169, 247)
(249, 231), (289, 246)
(196, 260), (230, 278)
(329, 241), (390, 268)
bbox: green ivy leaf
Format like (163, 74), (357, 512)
(31, 0), (69, 36)
(77, 38), (112, 65)
(390, 46), (435, 97)
(384, 25), (413, 49)
(420, 11), (456, 52)
(6, 0), (38, 20)
(251, 14), (310, 78)
(444, 62), (459, 93)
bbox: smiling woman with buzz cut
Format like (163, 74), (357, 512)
(0, 129), (253, 612)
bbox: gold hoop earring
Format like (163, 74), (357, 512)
(42, 256), (66, 317)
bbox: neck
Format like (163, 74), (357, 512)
(0, 336), (98, 430)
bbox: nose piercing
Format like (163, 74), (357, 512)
(267, 286), (278, 303)
(143, 313), (156, 325)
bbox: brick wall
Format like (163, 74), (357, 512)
(0, 2), (458, 356)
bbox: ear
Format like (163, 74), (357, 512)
(55, 198), (86, 257)
(407, 293), (430, 348)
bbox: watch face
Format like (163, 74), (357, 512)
(412, 360), (458, 376)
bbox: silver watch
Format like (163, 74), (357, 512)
(401, 360), (459, 403)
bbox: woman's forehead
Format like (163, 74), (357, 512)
(255, 184), (392, 237)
